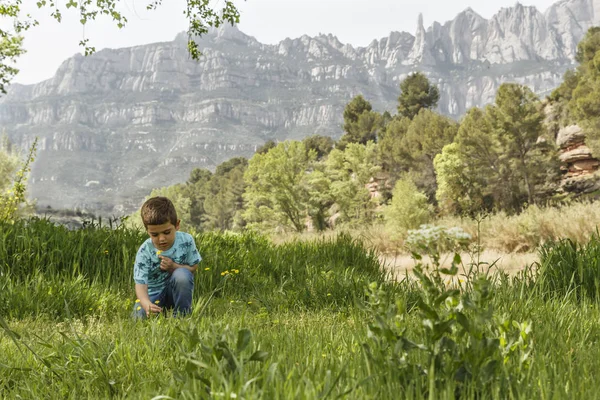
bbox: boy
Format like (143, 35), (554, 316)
(132, 196), (201, 318)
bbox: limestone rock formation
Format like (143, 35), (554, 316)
(555, 124), (600, 196)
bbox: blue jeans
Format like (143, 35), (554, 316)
(132, 268), (194, 319)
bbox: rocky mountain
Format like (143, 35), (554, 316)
(1, 0), (599, 214)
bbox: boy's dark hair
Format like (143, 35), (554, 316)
(141, 197), (178, 227)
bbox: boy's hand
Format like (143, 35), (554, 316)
(159, 256), (176, 273)
(142, 300), (162, 316)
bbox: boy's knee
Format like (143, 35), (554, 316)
(171, 268), (194, 287)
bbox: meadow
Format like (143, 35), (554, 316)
(3, 216), (600, 399)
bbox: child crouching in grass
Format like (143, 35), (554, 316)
(132, 196), (201, 319)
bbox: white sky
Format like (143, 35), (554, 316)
(14, 0), (559, 84)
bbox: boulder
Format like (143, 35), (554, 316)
(561, 173), (600, 194)
(559, 145), (593, 163)
(556, 125), (586, 149)
(569, 159), (600, 172)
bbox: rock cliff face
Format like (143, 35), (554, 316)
(1, 0), (598, 213)
(556, 125), (600, 194)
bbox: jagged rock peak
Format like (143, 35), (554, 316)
(406, 13), (436, 65)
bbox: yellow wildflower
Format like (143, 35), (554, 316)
(156, 250), (162, 256)
(204, 267), (210, 271)
(154, 300), (160, 304)
(233, 269), (240, 274)
(135, 299), (140, 303)
(136, 306), (141, 311)
(327, 293), (332, 297)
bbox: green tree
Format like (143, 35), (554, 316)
(487, 83), (551, 206)
(243, 141), (314, 232)
(0, 134), (20, 192)
(398, 109), (459, 200)
(383, 176), (433, 236)
(339, 96), (384, 149)
(303, 167), (334, 231)
(575, 27), (600, 65)
(256, 140), (277, 155)
(204, 158), (247, 231)
(184, 168), (212, 230)
(437, 94), (559, 216)
(302, 135), (335, 160)
(568, 27), (600, 155)
(0, 136), (37, 222)
(215, 157), (248, 176)
(434, 108), (502, 215)
(0, 1), (242, 93)
(343, 95), (372, 131)
(325, 142), (380, 225)
(397, 72), (440, 119)
(377, 116), (412, 184)
(550, 69), (580, 104)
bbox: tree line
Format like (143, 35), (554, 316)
(128, 28), (600, 234)
(3, 28), (600, 232)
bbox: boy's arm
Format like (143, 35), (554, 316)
(159, 258), (198, 273)
(135, 284), (162, 315)
(160, 234), (201, 273)
(133, 244), (161, 315)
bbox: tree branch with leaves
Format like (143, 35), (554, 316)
(0, 0), (242, 93)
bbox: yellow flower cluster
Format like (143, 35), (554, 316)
(220, 269), (240, 276)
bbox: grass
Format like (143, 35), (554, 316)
(3, 217), (600, 398)
(273, 200), (600, 256)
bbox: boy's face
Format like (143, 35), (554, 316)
(146, 220), (180, 251)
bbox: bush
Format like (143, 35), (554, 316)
(362, 254), (532, 398)
(405, 224), (472, 257)
(383, 177), (433, 237)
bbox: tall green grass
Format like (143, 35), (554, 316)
(0, 218), (388, 318)
(4, 219), (600, 398)
(536, 231), (600, 299)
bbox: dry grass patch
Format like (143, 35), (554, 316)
(380, 250), (538, 281)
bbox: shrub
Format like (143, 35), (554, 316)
(405, 224), (472, 258)
(383, 177), (433, 237)
(362, 254), (532, 397)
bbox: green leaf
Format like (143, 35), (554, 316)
(249, 350), (269, 362)
(440, 265), (458, 276)
(236, 329), (252, 353)
(455, 312), (471, 333)
(433, 289), (459, 307)
(452, 253), (462, 265)
(416, 299), (439, 320)
(0, 316), (20, 340)
(432, 319), (453, 339)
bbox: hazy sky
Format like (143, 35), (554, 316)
(14, 0), (560, 84)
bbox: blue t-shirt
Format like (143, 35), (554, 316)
(133, 231), (202, 296)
